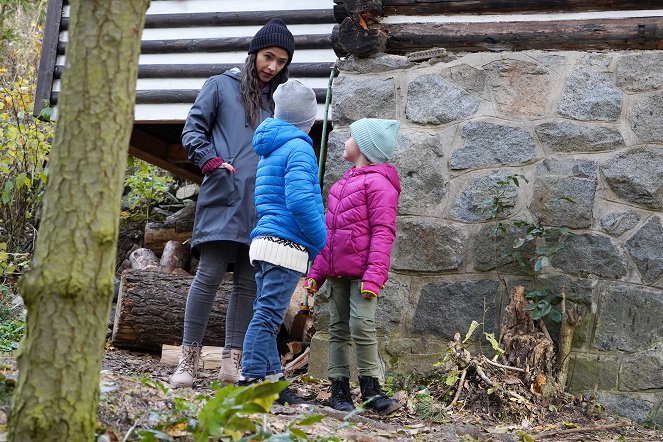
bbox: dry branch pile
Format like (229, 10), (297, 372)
(433, 285), (586, 425)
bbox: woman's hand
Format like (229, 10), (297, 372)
(220, 162), (236, 172)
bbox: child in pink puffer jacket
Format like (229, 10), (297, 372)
(305, 118), (402, 415)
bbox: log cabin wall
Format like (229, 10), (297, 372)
(34, 0), (338, 182)
(307, 0), (663, 423)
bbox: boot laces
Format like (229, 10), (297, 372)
(331, 379), (352, 402)
(176, 343), (200, 375)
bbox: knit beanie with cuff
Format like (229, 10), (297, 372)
(350, 118), (400, 164)
(248, 18), (295, 65)
(274, 79), (317, 132)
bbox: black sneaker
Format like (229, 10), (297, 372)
(276, 386), (311, 405)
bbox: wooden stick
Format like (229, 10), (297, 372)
(482, 355), (525, 373)
(534, 422), (628, 440)
(445, 368), (467, 410)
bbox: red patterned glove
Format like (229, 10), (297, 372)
(201, 157), (224, 174)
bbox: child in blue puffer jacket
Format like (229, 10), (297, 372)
(238, 79), (326, 405)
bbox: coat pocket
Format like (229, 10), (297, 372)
(197, 164), (236, 207)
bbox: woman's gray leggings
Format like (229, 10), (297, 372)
(182, 241), (256, 350)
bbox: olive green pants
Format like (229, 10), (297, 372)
(327, 278), (380, 379)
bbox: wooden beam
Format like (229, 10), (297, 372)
(129, 127), (202, 183)
(61, 9), (335, 30)
(51, 88), (329, 105)
(333, 17), (388, 57)
(33, 0), (63, 118)
(383, 17), (663, 53)
(54, 62), (336, 79)
(382, 0), (663, 16)
(57, 34), (332, 55)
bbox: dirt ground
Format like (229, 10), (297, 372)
(0, 347), (661, 441)
(87, 347), (661, 441)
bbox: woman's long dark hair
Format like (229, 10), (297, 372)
(240, 53), (289, 127)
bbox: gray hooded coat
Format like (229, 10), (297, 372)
(182, 68), (274, 254)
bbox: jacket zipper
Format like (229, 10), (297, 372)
(330, 170), (353, 275)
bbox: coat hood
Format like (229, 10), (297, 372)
(253, 117), (313, 157)
(223, 67), (242, 81)
(345, 163), (401, 194)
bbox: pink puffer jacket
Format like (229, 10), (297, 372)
(307, 163), (401, 296)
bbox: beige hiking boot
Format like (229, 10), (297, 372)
(169, 343), (201, 388)
(218, 348), (242, 384)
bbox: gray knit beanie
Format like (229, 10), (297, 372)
(274, 79), (317, 132)
(248, 18), (295, 65)
(350, 118), (400, 164)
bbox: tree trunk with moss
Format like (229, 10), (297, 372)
(8, 1), (149, 440)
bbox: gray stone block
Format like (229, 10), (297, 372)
(602, 146), (663, 211)
(392, 130), (449, 216)
(412, 279), (500, 339)
(439, 63), (487, 96)
(616, 52), (663, 92)
(535, 122), (624, 153)
(593, 391), (655, 422)
(629, 91), (663, 143)
(594, 282), (663, 352)
(621, 344), (663, 391)
(600, 210), (641, 237)
(392, 217), (466, 272)
(558, 70), (622, 121)
(450, 121), (537, 170)
(471, 223), (532, 274)
(530, 158), (598, 229)
(567, 354), (619, 392)
(554, 233), (628, 279)
(450, 170), (520, 222)
(625, 216), (663, 284)
(331, 75), (396, 126)
(336, 53), (414, 73)
(485, 59), (555, 119)
(405, 74), (480, 124)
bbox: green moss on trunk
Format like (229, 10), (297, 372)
(8, 0), (149, 440)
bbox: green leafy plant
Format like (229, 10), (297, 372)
(485, 174), (575, 323)
(137, 380), (330, 442)
(124, 156), (175, 220)
(0, 75), (53, 255)
(0, 318), (24, 353)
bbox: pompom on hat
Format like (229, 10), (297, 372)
(274, 79), (317, 131)
(350, 118), (400, 164)
(248, 18), (295, 65)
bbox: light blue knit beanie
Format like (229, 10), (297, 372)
(350, 118), (400, 164)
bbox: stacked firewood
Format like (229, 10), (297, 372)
(111, 194), (314, 373)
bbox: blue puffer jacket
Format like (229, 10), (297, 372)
(250, 118), (327, 258)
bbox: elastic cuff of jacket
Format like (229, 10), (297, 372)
(201, 156), (225, 174)
(304, 277), (318, 293)
(360, 280), (381, 296)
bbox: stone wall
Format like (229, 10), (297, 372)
(309, 50), (663, 423)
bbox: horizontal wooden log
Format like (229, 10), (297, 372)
(334, 16), (388, 57)
(61, 9), (335, 31)
(144, 202), (196, 255)
(54, 62), (337, 79)
(382, 0), (662, 16)
(383, 17), (663, 53)
(57, 34), (332, 55)
(51, 88), (329, 105)
(112, 269), (232, 352)
(161, 345), (223, 369)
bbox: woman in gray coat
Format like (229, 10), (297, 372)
(170, 19), (295, 388)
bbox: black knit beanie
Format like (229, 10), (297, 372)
(248, 18), (295, 65)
